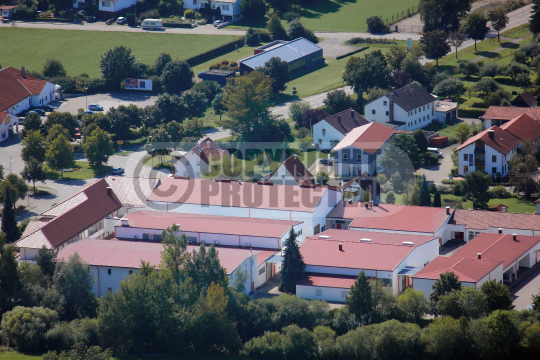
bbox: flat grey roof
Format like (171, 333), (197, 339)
(241, 37), (322, 70)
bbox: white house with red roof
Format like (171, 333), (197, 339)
(331, 122), (395, 177)
(412, 256), (503, 298)
(265, 154), (313, 186)
(482, 106), (540, 129)
(0, 67), (58, 116)
(455, 114), (540, 176)
(56, 239), (259, 296)
(146, 176), (342, 237)
(183, 0), (243, 22)
(296, 229), (440, 301)
(0, 111), (18, 143)
(313, 108), (369, 150)
(170, 137), (229, 178)
(326, 201), (454, 245)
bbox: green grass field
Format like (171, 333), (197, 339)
(45, 161), (111, 180)
(0, 28), (241, 78)
(229, 0), (419, 32)
(500, 23), (531, 40)
(438, 37), (521, 69)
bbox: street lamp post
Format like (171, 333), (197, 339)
(84, 87), (88, 110)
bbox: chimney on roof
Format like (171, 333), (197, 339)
(477, 253), (481, 259)
(498, 228), (503, 234)
(239, 179), (242, 185)
(488, 129), (495, 139)
(338, 115), (342, 124)
(446, 206), (451, 215)
(21, 66), (25, 78)
(513, 234), (517, 241)
(339, 243), (343, 251)
(351, 110), (355, 119)
(348, 199), (353, 204)
(107, 187), (113, 197)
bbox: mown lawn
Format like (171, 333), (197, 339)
(45, 161), (112, 180)
(192, 46), (258, 75)
(228, 0), (419, 32)
(423, 121), (482, 139)
(0, 28), (241, 78)
(500, 22), (531, 40)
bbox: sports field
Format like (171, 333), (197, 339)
(229, 0), (419, 32)
(0, 28), (241, 78)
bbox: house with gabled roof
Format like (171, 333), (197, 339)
(265, 154), (313, 186)
(331, 122), (395, 177)
(0, 111), (18, 143)
(364, 83), (437, 131)
(511, 91), (538, 108)
(170, 137), (229, 178)
(341, 173), (381, 204)
(482, 106), (540, 129)
(312, 108), (369, 150)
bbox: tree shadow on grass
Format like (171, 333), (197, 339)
(297, 0), (343, 18)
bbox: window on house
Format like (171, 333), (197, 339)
(492, 167), (497, 174)
(423, 106), (425, 111)
(492, 155), (497, 162)
(427, 104), (430, 109)
(383, 101), (387, 106)
(464, 165), (469, 173)
(129, 270), (133, 275)
(386, 111), (389, 116)
(423, 116), (426, 121)
(196, 161), (200, 166)
(259, 267), (265, 275)
(463, 154), (469, 161)
(281, 175), (285, 179)
(372, 109), (376, 115)
(343, 153), (348, 162)
(415, 109), (417, 114)
(357, 154), (361, 163)
(143, 233), (150, 240)
(468, 231), (480, 241)
(427, 115), (430, 120)
(193, 0), (196, 4)
(322, 129), (326, 135)
(319, 138), (322, 144)
(107, 269), (112, 275)
(315, 289), (322, 296)
(415, 120), (417, 124)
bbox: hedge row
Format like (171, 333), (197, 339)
(336, 47), (369, 60)
(163, 22), (194, 28)
(33, 18), (72, 22)
(458, 107), (487, 118)
(185, 36), (246, 67)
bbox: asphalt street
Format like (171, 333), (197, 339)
(512, 264), (540, 310)
(57, 92), (157, 114)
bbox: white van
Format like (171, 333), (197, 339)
(141, 19), (163, 30)
(427, 147), (443, 158)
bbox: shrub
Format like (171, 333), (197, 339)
(1, 306), (59, 352)
(297, 127), (309, 138)
(346, 37), (395, 45)
(258, 29), (272, 42)
(386, 191), (396, 204)
(184, 9), (195, 19)
(221, 59), (230, 65)
(245, 27), (261, 46)
(514, 51), (528, 64)
(377, 173), (388, 185)
(366, 15), (389, 33)
(230, 61), (238, 67)
(283, 11), (300, 22)
(424, 153), (440, 165)
(139, 9), (159, 21)
(488, 185), (512, 198)
(45, 318), (100, 351)
(230, 66), (240, 72)
(220, 64), (230, 70)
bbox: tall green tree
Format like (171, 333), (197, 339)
(45, 134), (75, 180)
(21, 158), (47, 192)
(100, 46), (135, 87)
(464, 170), (492, 210)
(83, 128), (114, 167)
(45, 124), (71, 146)
(433, 189), (442, 207)
(420, 30), (451, 66)
(380, 133), (424, 173)
(509, 154), (538, 198)
(43, 112), (77, 140)
(343, 51), (390, 93)
(186, 243), (228, 293)
(346, 271), (373, 325)
(480, 280), (514, 313)
(20, 112), (42, 139)
(287, 18), (318, 43)
(34, 246), (57, 279)
(462, 11), (490, 51)
(323, 89), (356, 114)
(258, 57), (290, 93)
(179, 90), (209, 119)
(412, 129), (429, 154)
(240, 0), (266, 19)
(266, 13), (288, 41)
(279, 229), (305, 294)
(160, 224), (189, 289)
(530, 0), (540, 35)
(1, 189), (20, 243)
(43, 58), (67, 78)
(419, 0), (472, 32)
(154, 52), (172, 76)
(421, 316), (470, 360)
(0, 174), (29, 210)
(419, 176), (431, 207)
(21, 130), (46, 163)
(455, 122), (470, 143)
(0, 233), (22, 313)
(489, 6), (509, 42)
(430, 271), (462, 314)
(449, 31), (466, 59)
(265, 0), (290, 14)
(397, 288), (428, 324)
(161, 60), (194, 94)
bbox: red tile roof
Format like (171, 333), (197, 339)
(483, 106), (540, 121)
(18, 78), (47, 96)
(309, 229), (436, 246)
(451, 208), (540, 231)
(16, 179), (122, 249)
(267, 154), (313, 186)
(413, 256), (502, 283)
(491, 204), (509, 212)
(499, 114), (540, 142)
(0, 67), (45, 112)
(342, 174), (381, 198)
(148, 176), (334, 212)
(121, 210), (300, 238)
(511, 92), (538, 107)
(327, 201), (451, 234)
(257, 250), (279, 266)
(331, 122), (396, 154)
(300, 238), (414, 271)
(455, 125), (520, 154)
(56, 238), (258, 274)
(297, 273), (358, 288)
(190, 137), (229, 165)
(451, 233), (540, 269)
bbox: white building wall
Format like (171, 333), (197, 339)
(401, 102), (435, 132)
(267, 166), (304, 186)
(313, 120), (346, 150)
(173, 151), (205, 178)
(99, 0), (136, 12)
(296, 285), (350, 303)
(457, 143), (476, 175)
(32, 82), (57, 107)
(8, 96), (32, 115)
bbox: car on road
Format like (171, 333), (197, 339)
(116, 17), (126, 24)
(29, 109), (46, 116)
(86, 16), (96, 23)
(18, 117), (25, 123)
(213, 20), (222, 27)
(320, 158), (333, 166)
(88, 103), (103, 111)
(111, 167), (124, 175)
(39, 105), (55, 112)
(84, 110), (94, 115)
(427, 147), (443, 158)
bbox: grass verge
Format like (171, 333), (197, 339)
(45, 161), (111, 180)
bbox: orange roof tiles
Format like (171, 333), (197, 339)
(297, 273), (358, 288)
(483, 106), (540, 121)
(0, 67), (41, 112)
(331, 122), (396, 154)
(413, 256), (502, 283)
(499, 114), (540, 142)
(18, 78), (47, 96)
(307, 229), (437, 247)
(451, 208), (540, 231)
(455, 125), (520, 154)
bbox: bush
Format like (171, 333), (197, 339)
(346, 37), (395, 45)
(514, 51), (528, 64)
(366, 15), (389, 33)
(283, 11), (300, 22)
(139, 9), (159, 21)
(452, 181), (466, 196)
(297, 127), (309, 138)
(1, 306), (59, 352)
(230, 61), (238, 67)
(386, 191), (396, 204)
(489, 185), (512, 198)
(184, 9), (195, 19)
(424, 152), (440, 165)
(245, 27), (261, 46)
(377, 173), (388, 185)
(45, 318), (100, 351)
(221, 60), (229, 65)
(258, 29), (272, 42)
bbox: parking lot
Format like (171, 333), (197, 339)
(55, 92), (158, 114)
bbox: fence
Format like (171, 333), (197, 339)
(386, 5), (419, 26)
(394, 24), (423, 34)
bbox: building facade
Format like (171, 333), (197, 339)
(312, 109), (369, 150)
(183, 0), (242, 22)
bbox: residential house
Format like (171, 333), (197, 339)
(326, 201), (453, 245)
(171, 137), (229, 178)
(265, 154), (313, 186)
(0, 5), (16, 18)
(455, 114), (540, 176)
(0, 111), (18, 143)
(364, 83), (437, 131)
(145, 176), (342, 237)
(0, 67), (59, 117)
(331, 122), (395, 177)
(56, 239), (259, 295)
(184, 0), (242, 22)
(341, 174), (381, 204)
(481, 106), (540, 129)
(16, 177), (155, 261)
(433, 99), (458, 124)
(446, 208), (540, 242)
(312, 109), (369, 150)
(296, 229), (440, 300)
(511, 91), (538, 108)
(413, 256), (503, 298)
(98, 0), (138, 16)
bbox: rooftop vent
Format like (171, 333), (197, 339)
(360, 238), (372, 242)
(498, 228), (503, 234)
(339, 243), (343, 251)
(446, 206), (451, 215)
(214, 240), (219, 245)
(120, 219), (129, 227)
(107, 187), (113, 196)
(477, 253), (482, 259)
(488, 129), (495, 139)
(513, 234), (517, 241)
(318, 235), (330, 239)
(402, 241), (414, 246)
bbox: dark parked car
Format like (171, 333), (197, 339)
(29, 109), (46, 116)
(39, 105), (55, 112)
(320, 158), (333, 166)
(86, 16), (96, 23)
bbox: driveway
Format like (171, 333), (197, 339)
(56, 92), (158, 114)
(416, 145), (456, 184)
(511, 263), (540, 310)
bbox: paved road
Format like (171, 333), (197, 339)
(57, 92), (157, 114)
(512, 263), (540, 310)
(416, 145), (456, 184)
